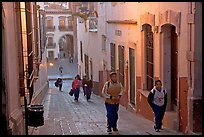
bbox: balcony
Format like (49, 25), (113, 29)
(46, 26), (55, 32)
(47, 43), (56, 49)
(58, 25), (68, 31)
(58, 25), (73, 31)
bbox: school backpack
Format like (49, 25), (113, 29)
(147, 89), (166, 106)
(55, 81), (59, 87)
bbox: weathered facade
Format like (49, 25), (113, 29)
(76, 2), (202, 134)
(1, 2), (48, 135)
(76, 2), (102, 94)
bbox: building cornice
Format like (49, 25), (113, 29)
(107, 20), (137, 25)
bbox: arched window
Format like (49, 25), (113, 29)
(46, 16), (54, 31)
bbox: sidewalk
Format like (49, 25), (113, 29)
(28, 80), (183, 135)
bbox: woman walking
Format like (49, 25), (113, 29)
(72, 75), (81, 102)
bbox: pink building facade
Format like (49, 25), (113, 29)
(76, 2), (202, 134)
(2, 2), (48, 135)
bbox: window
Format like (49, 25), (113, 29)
(48, 51), (54, 60)
(84, 54), (89, 77)
(68, 16), (73, 31)
(143, 24), (154, 90)
(115, 30), (122, 36)
(68, 20), (72, 27)
(102, 35), (106, 51)
(47, 37), (56, 48)
(110, 43), (116, 72)
(47, 19), (52, 28)
(80, 41), (83, 62)
(58, 16), (67, 31)
(48, 37), (53, 47)
(47, 18), (55, 31)
(118, 45), (125, 86)
(59, 20), (65, 28)
(90, 58), (93, 80)
(103, 60), (107, 70)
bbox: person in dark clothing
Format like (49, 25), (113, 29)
(85, 79), (93, 101)
(70, 56), (73, 63)
(82, 75), (88, 96)
(56, 78), (63, 91)
(59, 66), (63, 75)
(148, 80), (167, 132)
(0, 114), (8, 135)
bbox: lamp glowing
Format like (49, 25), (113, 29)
(49, 63), (54, 66)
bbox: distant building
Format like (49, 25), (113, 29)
(76, 2), (100, 89)
(42, 2), (74, 60)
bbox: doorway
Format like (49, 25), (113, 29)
(129, 48), (135, 105)
(48, 51), (54, 60)
(161, 24), (178, 111)
(58, 35), (73, 58)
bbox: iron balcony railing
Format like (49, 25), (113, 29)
(47, 43), (56, 49)
(58, 25), (73, 31)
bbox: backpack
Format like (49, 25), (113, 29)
(107, 81), (110, 89)
(55, 81), (59, 87)
(152, 89), (166, 96)
(148, 89), (166, 106)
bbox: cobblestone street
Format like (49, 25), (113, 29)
(28, 80), (182, 135)
(2, 2), (202, 135)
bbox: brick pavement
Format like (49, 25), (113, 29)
(28, 80), (183, 135)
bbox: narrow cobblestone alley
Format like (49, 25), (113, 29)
(2, 2), (202, 135)
(28, 80), (182, 135)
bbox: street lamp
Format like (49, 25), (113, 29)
(49, 62), (54, 66)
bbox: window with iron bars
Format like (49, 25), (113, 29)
(143, 24), (154, 90)
(118, 45), (124, 86)
(110, 43), (116, 72)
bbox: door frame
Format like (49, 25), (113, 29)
(129, 48), (135, 106)
(160, 24), (178, 111)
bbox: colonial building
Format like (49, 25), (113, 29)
(42, 2), (74, 60)
(2, 2), (48, 135)
(76, 2), (102, 92)
(76, 2), (202, 134)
